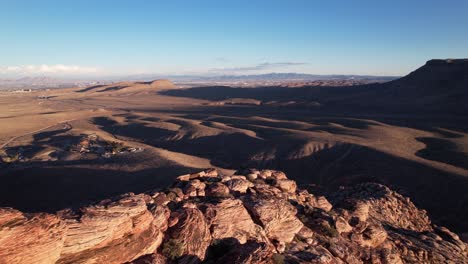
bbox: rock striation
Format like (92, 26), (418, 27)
(0, 169), (466, 263)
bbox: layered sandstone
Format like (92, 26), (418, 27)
(0, 169), (466, 263)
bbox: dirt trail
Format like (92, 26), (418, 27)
(0, 120), (75, 150)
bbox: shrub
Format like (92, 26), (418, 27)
(166, 192), (178, 201)
(161, 239), (184, 260)
(321, 223), (339, 238)
(1, 152), (20, 163)
(272, 253), (285, 264)
(109, 141), (125, 153)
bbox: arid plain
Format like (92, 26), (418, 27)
(1, 59), (467, 238)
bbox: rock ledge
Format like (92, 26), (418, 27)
(0, 169), (466, 263)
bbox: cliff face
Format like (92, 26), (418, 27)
(398, 59), (468, 86)
(376, 58), (468, 114)
(0, 169), (466, 263)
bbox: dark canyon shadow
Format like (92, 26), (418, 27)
(0, 159), (200, 213)
(92, 115), (468, 232)
(416, 137), (468, 169)
(159, 85), (468, 132)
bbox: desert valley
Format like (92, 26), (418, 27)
(0, 59), (467, 263)
(2, 1), (468, 262)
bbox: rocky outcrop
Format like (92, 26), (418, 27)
(0, 169), (466, 263)
(0, 209), (64, 264)
(164, 204), (211, 263)
(201, 199), (267, 244)
(0, 194), (168, 264)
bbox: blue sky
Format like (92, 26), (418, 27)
(0, 0), (467, 77)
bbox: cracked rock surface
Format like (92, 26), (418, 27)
(1, 169), (466, 263)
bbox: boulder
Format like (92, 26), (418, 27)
(352, 224), (388, 248)
(225, 178), (254, 193)
(275, 179), (297, 193)
(202, 199), (267, 244)
(205, 182), (230, 197)
(163, 204), (211, 262)
(335, 216), (353, 234)
(243, 196), (303, 243)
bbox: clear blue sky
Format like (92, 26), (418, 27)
(1, 0), (467, 77)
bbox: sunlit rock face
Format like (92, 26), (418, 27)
(1, 169), (466, 263)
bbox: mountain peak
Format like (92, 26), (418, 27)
(426, 58), (468, 66)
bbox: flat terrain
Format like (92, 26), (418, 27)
(1, 64), (467, 234)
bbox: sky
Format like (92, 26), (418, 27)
(0, 0), (467, 78)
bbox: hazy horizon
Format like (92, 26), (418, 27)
(1, 0), (467, 78)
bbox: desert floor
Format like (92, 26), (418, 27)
(0, 85), (467, 233)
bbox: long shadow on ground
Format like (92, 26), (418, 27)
(92, 115), (468, 233)
(0, 160), (200, 213)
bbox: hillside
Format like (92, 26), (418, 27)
(0, 59), (467, 247)
(77, 79), (176, 94)
(0, 169), (466, 263)
(344, 59), (468, 114)
(161, 59), (468, 115)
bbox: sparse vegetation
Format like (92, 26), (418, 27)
(321, 223), (339, 238)
(161, 239), (184, 260)
(166, 192), (178, 201)
(272, 253), (285, 264)
(109, 141), (125, 153)
(1, 152), (21, 163)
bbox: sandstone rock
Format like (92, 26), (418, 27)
(152, 193), (170, 206)
(225, 178), (254, 193)
(205, 182), (230, 197)
(183, 179), (206, 198)
(295, 190), (333, 212)
(164, 205), (211, 262)
(0, 209), (65, 264)
(381, 248), (403, 264)
(252, 183), (284, 197)
(246, 173), (258, 181)
(314, 196), (333, 212)
(353, 202), (369, 222)
(176, 174), (191, 181)
(202, 199), (267, 244)
(434, 226), (466, 251)
(275, 179), (297, 193)
(353, 224), (388, 248)
(128, 253), (167, 264)
(296, 226), (315, 241)
(331, 183), (432, 232)
(335, 216), (353, 234)
(189, 171), (206, 179)
(0, 169), (466, 264)
(0, 194), (168, 264)
(58, 194), (165, 264)
(167, 188), (184, 201)
(257, 170), (272, 179)
(221, 175), (231, 182)
(243, 196), (303, 243)
(202, 168), (218, 178)
(271, 171), (287, 180)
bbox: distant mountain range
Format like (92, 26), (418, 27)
(0, 73), (398, 90)
(161, 59), (468, 115)
(0, 76), (105, 90)
(124, 72), (398, 83)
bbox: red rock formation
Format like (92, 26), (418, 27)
(0, 169), (466, 263)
